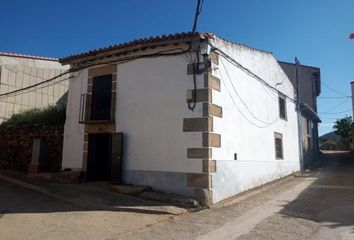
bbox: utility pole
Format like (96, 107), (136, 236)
(295, 57), (304, 171)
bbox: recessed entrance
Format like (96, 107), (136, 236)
(87, 132), (123, 183)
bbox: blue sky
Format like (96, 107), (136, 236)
(0, 0), (353, 135)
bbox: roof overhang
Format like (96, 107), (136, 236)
(300, 103), (321, 123)
(59, 32), (214, 65)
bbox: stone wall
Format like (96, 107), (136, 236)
(0, 125), (63, 172)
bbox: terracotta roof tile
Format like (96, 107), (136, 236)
(59, 32), (213, 64)
(59, 31), (272, 64)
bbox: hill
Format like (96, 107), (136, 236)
(319, 131), (346, 150)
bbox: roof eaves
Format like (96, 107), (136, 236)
(59, 32), (213, 64)
(0, 52), (58, 62)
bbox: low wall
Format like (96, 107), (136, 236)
(0, 125), (63, 172)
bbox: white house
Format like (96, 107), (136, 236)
(59, 32), (300, 206)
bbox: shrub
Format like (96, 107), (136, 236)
(1, 105), (66, 128)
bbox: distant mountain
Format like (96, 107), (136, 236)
(320, 131), (342, 142)
(319, 131), (345, 150)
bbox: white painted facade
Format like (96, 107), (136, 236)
(62, 52), (204, 173)
(209, 39), (300, 202)
(61, 34), (301, 204)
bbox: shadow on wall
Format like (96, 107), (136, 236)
(279, 151), (354, 229)
(56, 91), (68, 108)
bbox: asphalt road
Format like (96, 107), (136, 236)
(1, 151), (353, 240)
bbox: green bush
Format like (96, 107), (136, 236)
(1, 105), (66, 127)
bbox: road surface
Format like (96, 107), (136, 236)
(1, 151), (353, 240)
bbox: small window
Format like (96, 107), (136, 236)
(274, 132), (283, 159)
(278, 94), (287, 120)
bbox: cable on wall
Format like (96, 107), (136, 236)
(187, 0), (205, 111)
(211, 45), (296, 103)
(219, 57), (279, 125)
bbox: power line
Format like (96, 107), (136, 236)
(187, 0), (205, 111)
(0, 70), (72, 98)
(319, 109), (353, 114)
(212, 45), (296, 103)
(0, 76), (71, 100)
(219, 69), (272, 128)
(321, 98), (350, 113)
(0, 47), (190, 99)
(191, 0), (204, 33)
(321, 81), (348, 97)
(219, 57), (278, 125)
(318, 96), (351, 99)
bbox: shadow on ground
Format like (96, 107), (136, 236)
(279, 151), (354, 229)
(0, 170), (188, 216)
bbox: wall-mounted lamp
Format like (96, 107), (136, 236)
(200, 41), (211, 56)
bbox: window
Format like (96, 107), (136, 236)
(90, 74), (112, 121)
(274, 132), (283, 159)
(278, 94), (287, 120)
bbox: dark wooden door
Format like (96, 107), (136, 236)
(87, 133), (111, 181)
(87, 133), (123, 182)
(110, 133), (123, 183)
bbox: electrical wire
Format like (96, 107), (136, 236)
(187, 0), (205, 111)
(219, 57), (279, 125)
(318, 96), (351, 99)
(0, 70), (72, 98)
(191, 0), (204, 33)
(322, 81), (348, 97)
(319, 109), (353, 114)
(218, 63), (279, 128)
(321, 98), (350, 113)
(212, 46), (296, 103)
(0, 76), (72, 100)
(0, 47), (190, 99)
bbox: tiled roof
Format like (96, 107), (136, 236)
(59, 31), (273, 64)
(0, 52), (58, 61)
(60, 32), (212, 64)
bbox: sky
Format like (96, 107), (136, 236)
(0, 0), (353, 135)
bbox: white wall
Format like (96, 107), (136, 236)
(210, 39), (300, 203)
(116, 55), (203, 173)
(61, 70), (87, 170)
(62, 53), (204, 174)
(0, 56), (69, 122)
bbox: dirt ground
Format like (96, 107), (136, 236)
(1, 151), (353, 240)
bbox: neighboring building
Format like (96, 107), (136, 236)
(279, 62), (321, 168)
(0, 52), (69, 123)
(351, 81), (354, 150)
(60, 32), (300, 205)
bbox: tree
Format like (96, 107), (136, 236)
(333, 116), (352, 149)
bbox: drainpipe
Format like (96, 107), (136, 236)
(295, 57), (304, 171)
